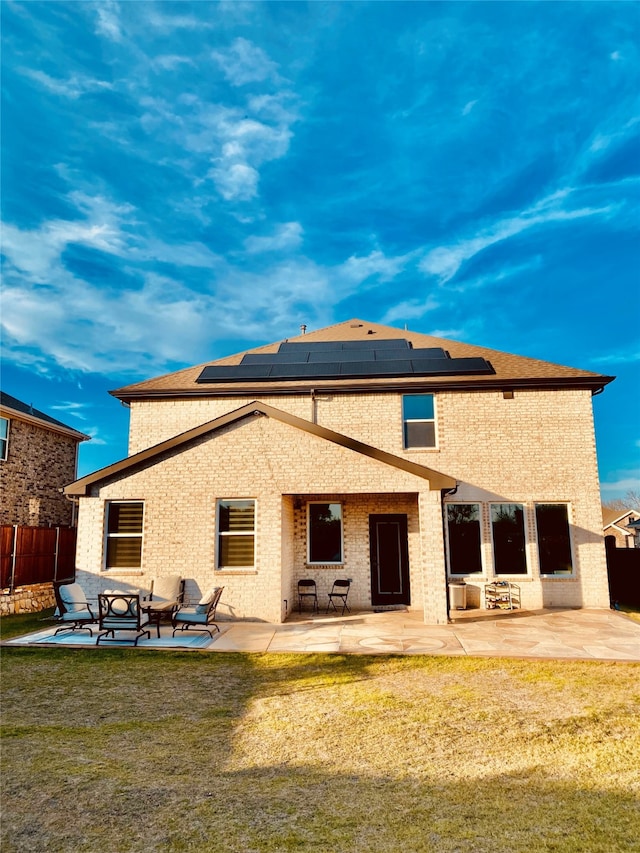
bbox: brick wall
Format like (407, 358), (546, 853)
(75, 386), (610, 622)
(0, 417), (78, 527)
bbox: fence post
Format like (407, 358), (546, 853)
(9, 524), (18, 594)
(54, 526), (60, 583)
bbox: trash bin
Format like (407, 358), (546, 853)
(448, 582), (467, 610)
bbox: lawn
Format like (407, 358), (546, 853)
(1, 616), (639, 853)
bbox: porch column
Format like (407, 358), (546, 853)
(418, 490), (448, 625)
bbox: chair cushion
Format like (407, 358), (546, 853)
(174, 608), (208, 625)
(195, 587), (220, 614)
(152, 575), (182, 603)
(61, 607), (93, 622)
(59, 583), (89, 612)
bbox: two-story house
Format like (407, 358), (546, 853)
(65, 319), (614, 624)
(1, 391), (89, 527)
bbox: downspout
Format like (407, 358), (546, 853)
(440, 484), (459, 619)
(310, 389), (317, 424)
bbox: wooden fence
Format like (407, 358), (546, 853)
(605, 536), (640, 609)
(1, 525), (77, 592)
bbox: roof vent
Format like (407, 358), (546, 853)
(300, 324), (307, 335)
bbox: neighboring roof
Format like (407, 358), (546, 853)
(65, 400), (456, 496)
(111, 318), (614, 401)
(603, 507), (639, 530)
(0, 391), (89, 442)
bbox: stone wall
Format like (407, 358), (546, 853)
(0, 416), (78, 527)
(0, 582), (55, 615)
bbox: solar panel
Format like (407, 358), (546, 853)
(195, 342), (495, 383)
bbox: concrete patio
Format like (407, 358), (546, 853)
(7, 607), (640, 662)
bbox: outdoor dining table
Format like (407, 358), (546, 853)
(140, 598), (179, 629)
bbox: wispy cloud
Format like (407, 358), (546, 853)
(244, 222), (303, 254)
(21, 69), (113, 99)
(94, 1), (122, 42)
(419, 190), (618, 284)
(212, 37), (279, 86)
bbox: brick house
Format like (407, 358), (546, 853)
(65, 319), (614, 624)
(602, 507), (639, 548)
(1, 392), (89, 527)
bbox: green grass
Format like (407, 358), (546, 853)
(1, 615), (639, 852)
(0, 607), (57, 640)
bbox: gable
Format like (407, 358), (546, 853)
(65, 401), (455, 495)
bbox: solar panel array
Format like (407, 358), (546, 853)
(196, 339), (494, 383)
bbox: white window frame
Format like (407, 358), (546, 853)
(0, 417), (9, 461)
(104, 501), (144, 571)
(445, 502), (484, 577)
(534, 503), (575, 577)
(216, 498), (256, 571)
(307, 501), (344, 565)
(489, 502), (529, 577)
(402, 394), (437, 449)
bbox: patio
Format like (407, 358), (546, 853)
(5, 607), (640, 661)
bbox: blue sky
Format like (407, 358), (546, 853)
(1, 1), (639, 498)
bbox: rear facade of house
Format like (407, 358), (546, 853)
(66, 319), (613, 624)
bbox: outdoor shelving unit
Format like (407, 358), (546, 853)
(484, 581), (521, 610)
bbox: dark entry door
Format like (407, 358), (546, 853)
(369, 514), (410, 606)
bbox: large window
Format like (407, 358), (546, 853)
(446, 503), (483, 575)
(402, 395), (436, 448)
(491, 503), (527, 575)
(536, 504), (573, 575)
(217, 499), (256, 569)
(308, 502), (343, 564)
(0, 417), (8, 461)
(105, 502), (144, 569)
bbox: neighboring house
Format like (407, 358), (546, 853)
(602, 507), (639, 548)
(1, 392), (89, 527)
(65, 319), (614, 624)
(627, 518), (640, 548)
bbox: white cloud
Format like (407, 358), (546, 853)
(462, 99), (478, 116)
(21, 69), (113, 99)
(212, 37), (279, 86)
(600, 472), (640, 494)
(244, 222), (303, 254)
(337, 250), (414, 284)
(95, 1), (122, 41)
(419, 190), (617, 284)
(50, 401), (90, 421)
(209, 162), (260, 201)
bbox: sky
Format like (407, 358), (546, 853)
(1, 1), (639, 499)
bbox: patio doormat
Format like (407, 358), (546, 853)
(5, 627), (216, 650)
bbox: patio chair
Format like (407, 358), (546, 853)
(172, 586), (224, 638)
(53, 581), (97, 636)
(297, 579), (318, 614)
(144, 575), (185, 622)
(326, 579), (351, 616)
(96, 593), (158, 646)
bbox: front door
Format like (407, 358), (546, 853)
(369, 514), (410, 606)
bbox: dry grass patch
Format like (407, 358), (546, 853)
(1, 647), (639, 853)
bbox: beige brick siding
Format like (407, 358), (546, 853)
(0, 416), (77, 526)
(75, 385), (609, 622)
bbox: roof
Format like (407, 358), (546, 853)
(0, 391), (90, 442)
(111, 319), (614, 401)
(602, 507), (639, 529)
(64, 400), (456, 495)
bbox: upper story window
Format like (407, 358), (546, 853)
(446, 503), (483, 575)
(0, 417), (8, 461)
(308, 502), (343, 564)
(491, 503), (527, 575)
(402, 394), (436, 448)
(535, 504), (573, 575)
(217, 499), (256, 569)
(105, 501), (144, 570)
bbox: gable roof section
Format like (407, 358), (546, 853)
(111, 318), (614, 401)
(1, 391), (89, 442)
(64, 400), (456, 495)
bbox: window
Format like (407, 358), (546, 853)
(308, 502), (343, 563)
(536, 504), (573, 575)
(105, 502), (144, 569)
(491, 503), (527, 575)
(0, 417), (8, 461)
(446, 503), (483, 575)
(217, 499), (255, 569)
(402, 395), (436, 448)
